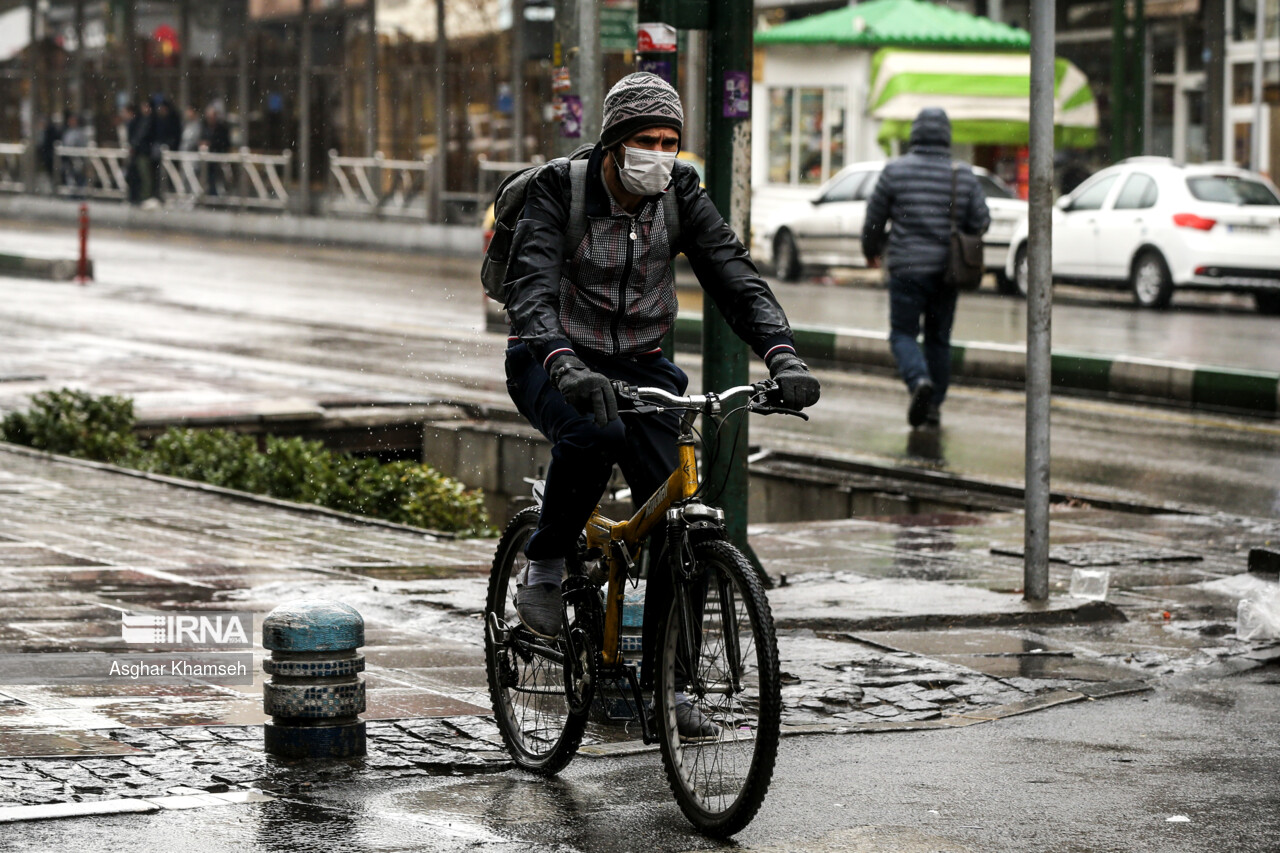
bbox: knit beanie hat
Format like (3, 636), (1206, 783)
(600, 72), (684, 148)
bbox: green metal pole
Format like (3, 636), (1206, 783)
(702, 0), (756, 569)
(1130, 0), (1145, 157)
(1110, 0), (1128, 163)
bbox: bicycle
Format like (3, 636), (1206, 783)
(484, 378), (806, 836)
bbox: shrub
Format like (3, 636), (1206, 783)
(0, 389), (138, 462)
(1, 390), (490, 535)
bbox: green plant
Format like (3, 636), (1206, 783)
(1, 389), (491, 536)
(0, 389), (138, 462)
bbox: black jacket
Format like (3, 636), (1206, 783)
(505, 143), (794, 369)
(862, 108), (990, 277)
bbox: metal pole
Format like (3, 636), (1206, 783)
(552, 0), (575, 157)
(1253, 0), (1266, 169)
(298, 0), (312, 214)
(366, 0), (378, 158)
(703, 0), (756, 567)
(238, 2), (251, 139)
(24, 0), (38, 192)
(511, 0), (525, 161)
(72, 0), (85, 115)
(178, 0), (190, 111)
(1130, 0), (1145, 156)
(1204, 0), (1226, 161)
(123, 0), (136, 103)
(682, 29), (706, 157)
(432, 0), (447, 221)
(1109, 0), (1126, 162)
(578, 0), (601, 143)
(1024, 0), (1054, 603)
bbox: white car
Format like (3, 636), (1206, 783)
(1004, 157), (1280, 314)
(768, 160), (1026, 290)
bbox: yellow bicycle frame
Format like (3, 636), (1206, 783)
(584, 438), (699, 666)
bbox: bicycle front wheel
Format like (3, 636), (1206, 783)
(655, 539), (781, 837)
(484, 507), (588, 775)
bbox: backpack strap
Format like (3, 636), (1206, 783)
(565, 159), (590, 261)
(564, 156), (683, 261)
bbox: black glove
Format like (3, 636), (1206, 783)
(766, 351), (821, 410)
(549, 354), (618, 427)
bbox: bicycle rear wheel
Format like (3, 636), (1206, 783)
(484, 507), (588, 775)
(655, 539), (781, 837)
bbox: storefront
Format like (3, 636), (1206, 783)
(752, 0), (1096, 209)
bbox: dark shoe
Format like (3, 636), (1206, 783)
(908, 379), (935, 428)
(675, 694), (723, 743)
(514, 580), (562, 639)
(925, 404), (941, 427)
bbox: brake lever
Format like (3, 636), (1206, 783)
(750, 402), (809, 421)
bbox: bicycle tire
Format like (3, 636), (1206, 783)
(484, 507), (588, 775)
(655, 539), (781, 837)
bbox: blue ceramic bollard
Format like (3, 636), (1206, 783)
(262, 599), (366, 759)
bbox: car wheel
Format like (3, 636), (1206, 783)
(1255, 292), (1280, 316)
(1130, 250), (1173, 309)
(1008, 244), (1029, 298)
(773, 230), (801, 282)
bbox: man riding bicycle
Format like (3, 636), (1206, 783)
(502, 72), (820, 736)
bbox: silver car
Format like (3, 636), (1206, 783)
(770, 161), (1025, 291)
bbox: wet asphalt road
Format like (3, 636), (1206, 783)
(5, 220), (1274, 512)
(0, 222), (1276, 517)
(7, 669), (1277, 852)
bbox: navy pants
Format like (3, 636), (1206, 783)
(506, 342), (689, 687)
(888, 272), (958, 407)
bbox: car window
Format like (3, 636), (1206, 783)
(854, 171), (881, 201)
(1113, 173), (1158, 210)
(1186, 175), (1280, 206)
(976, 174), (1015, 200)
(817, 171), (865, 203)
(1066, 175), (1118, 211)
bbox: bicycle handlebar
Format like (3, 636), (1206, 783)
(612, 379), (809, 421)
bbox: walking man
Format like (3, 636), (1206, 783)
(862, 107), (988, 428)
(501, 73), (819, 730)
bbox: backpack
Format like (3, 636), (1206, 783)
(481, 144), (683, 305)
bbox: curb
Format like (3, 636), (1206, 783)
(0, 251), (90, 281)
(0, 196), (481, 256)
(578, 680), (1153, 757)
(673, 316), (1280, 417)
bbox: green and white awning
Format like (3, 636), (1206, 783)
(869, 48), (1098, 149)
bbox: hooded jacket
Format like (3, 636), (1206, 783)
(861, 108), (990, 278)
(505, 142), (795, 369)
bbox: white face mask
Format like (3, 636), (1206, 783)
(614, 145), (677, 196)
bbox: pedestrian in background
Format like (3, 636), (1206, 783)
(200, 106), (232, 197)
(126, 101), (154, 205)
(59, 111), (89, 193)
(149, 98), (182, 205)
(862, 107), (988, 429)
(179, 106), (203, 152)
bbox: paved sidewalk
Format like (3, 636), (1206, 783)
(0, 445), (1276, 818)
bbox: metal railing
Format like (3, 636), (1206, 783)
(0, 142), (28, 193)
(5, 141), (545, 224)
(160, 148), (292, 210)
(325, 150), (435, 219)
(469, 155), (545, 215)
(53, 144), (129, 199)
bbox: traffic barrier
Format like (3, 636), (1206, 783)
(325, 150), (436, 220)
(262, 600), (367, 759)
(77, 203), (92, 284)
